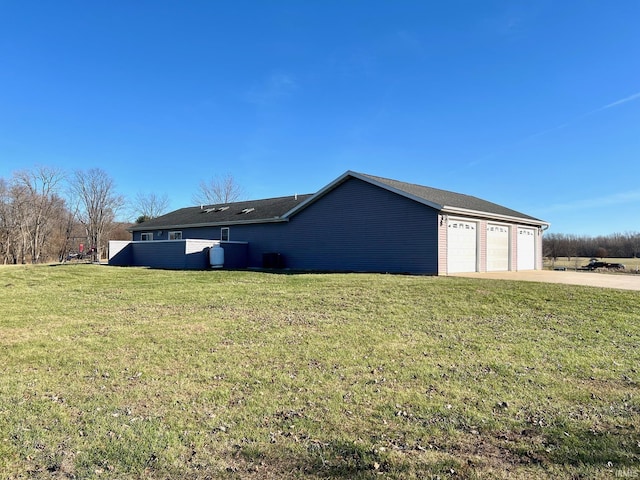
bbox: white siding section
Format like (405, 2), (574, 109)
(108, 241), (130, 260)
(185, 239), (216, 254)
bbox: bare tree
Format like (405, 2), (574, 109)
(543, 231), (640, 260)
(9, 182), (30, 264)
(70, 168), (124, 262)
(133, 192), (169, 223)
(628, 232), (640, 258)
(53, 207), (78, 262)
(0, 178), (15, 264)
(13, 166), (66, 263)
(192, 173), (244, 205)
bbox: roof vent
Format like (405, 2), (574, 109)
(240, 208), (255, 214)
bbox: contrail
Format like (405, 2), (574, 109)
(538, 90), (640, 137)
(458, 90), (640, 172)
(592, 91), (640, 113)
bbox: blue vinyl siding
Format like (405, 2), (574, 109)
(108, 242), (132, 266)
(127, 178), (439, 273)
(125, 240), (211, 269)
(194, 178), (436, 273)
(131, 241), (187, 269)
(219, 242), (249, 269)
(280, 178), (438, 273)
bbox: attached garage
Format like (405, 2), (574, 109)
(120, 170), (548, 275)
(447, 220), (477, 273)
(517, 227), (537, 270)
(486, 224), (509, 272)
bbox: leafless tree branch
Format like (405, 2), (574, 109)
(192, 173), (245, 205)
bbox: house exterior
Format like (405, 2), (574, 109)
(110, 171), (549, 274)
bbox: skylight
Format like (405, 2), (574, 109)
(202, 206), (230, 213)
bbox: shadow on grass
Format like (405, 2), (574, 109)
(236, 424), (639, 478)
(304, 440), (390, 477)
(541, 423), (640, 467)
(238, 439), (467, 479)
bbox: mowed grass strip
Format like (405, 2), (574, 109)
(0, 265), (638, 479)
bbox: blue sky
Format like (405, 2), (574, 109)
(1, 1), (638, 236)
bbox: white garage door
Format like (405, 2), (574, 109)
(487, 224), (509, 271)
(517, 227), (536, 270)
(447, 220), (477, 273)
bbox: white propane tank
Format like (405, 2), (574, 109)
(209, 244), (224, 268)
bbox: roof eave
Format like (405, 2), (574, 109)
(128, 217), (288, 232)
(280, 171), (353, 218)
(441, 206), (549, 227)
(350, 171), (445, 210)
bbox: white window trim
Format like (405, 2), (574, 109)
(140, 232), (153, 241)
(168, 231), (182, 240)
(221, 227), (229, 242)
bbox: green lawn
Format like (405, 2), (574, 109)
(1, 265), (638, 479)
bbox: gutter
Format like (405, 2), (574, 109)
(128, 216), (289, 232)
(441, 206), (549, 227)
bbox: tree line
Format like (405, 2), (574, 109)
(5, 165), (635, 265)
(0, 166), (243, 264)
(0, 167), (128, 264)
(543, 232), (640, 260)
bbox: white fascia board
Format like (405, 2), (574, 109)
(441, 206), (549, 227)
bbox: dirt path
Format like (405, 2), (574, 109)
(450, 270), (640, 291)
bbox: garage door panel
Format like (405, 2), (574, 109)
(487, 224), (509, 271)
(517, 227), (536, 270)
(447, 221), (477, 273)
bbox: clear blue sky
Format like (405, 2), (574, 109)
(1, 1), (638, 236)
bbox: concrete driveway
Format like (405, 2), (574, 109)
(450, 270), (640, 291)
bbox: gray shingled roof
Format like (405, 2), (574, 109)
(130, 194), (313, 231)
(359, 172), (544, 223)
(131, 171), (545, 231)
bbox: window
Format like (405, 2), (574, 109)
(140, 233), (153, 241)
(221, 227), (229, 242)
(168, 231), (182, 240)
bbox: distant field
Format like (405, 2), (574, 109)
(544, 256), (640, 272)
(1, 265), (638, 479)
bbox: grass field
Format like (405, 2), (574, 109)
(1, 265), (638, 479)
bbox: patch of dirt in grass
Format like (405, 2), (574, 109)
(459, 429), (548, 467)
